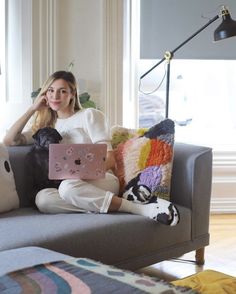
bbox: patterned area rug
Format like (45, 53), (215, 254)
(0, 257), (196, 293)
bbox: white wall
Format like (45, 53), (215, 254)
(54, 0), (103, 106)
(53, 0), (124, 126)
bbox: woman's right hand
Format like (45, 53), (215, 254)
(2, 95), (46, 146)
(31, 94), (49, 111)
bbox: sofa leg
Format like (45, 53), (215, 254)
(195, 247), (205, 265)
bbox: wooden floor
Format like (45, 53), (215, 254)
(137, 214), (236, 282)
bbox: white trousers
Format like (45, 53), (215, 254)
(35, 172), (120, 214)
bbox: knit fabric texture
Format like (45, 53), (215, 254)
(111, 119), (175, 202)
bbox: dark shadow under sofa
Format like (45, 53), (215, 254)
(0, 142), (212, 271)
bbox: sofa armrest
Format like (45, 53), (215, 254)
(8, 145), (34, 207)
(171, 142), (213, 238)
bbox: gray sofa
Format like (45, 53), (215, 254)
(0, 143), (212, 271)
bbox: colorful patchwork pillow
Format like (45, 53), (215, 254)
(0, 144), (19, 213)
(111, 119), (175, 203)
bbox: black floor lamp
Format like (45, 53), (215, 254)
(140, 6), (236, 119)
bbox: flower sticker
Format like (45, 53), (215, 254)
(66, 147), (74, 156)
(85, 152), (94, 161)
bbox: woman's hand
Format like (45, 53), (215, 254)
(3, 93), (48, 146)
(31, 94), (49, 112)
(105, 151), (116, 172)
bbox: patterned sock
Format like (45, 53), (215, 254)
(118, 198), (179, 226)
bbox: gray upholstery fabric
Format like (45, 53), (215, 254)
(171, 143), (212, 239)
(8, 145), (35, 207)
(0, 206), (191, 270)
(1, 143), (212, 271)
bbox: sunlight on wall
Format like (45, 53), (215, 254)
(139, 59), (236, 151)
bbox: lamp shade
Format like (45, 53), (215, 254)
(214, 7), (236, 41)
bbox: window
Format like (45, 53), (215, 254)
(138, 0), (236, 151)
(0, 0), (34, 140)
(138, 59), (236, 151)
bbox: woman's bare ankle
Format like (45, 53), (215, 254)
(108, 195), (122, 212)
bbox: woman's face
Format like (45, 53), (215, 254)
(46, 79), (74, 115)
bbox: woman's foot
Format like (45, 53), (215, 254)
(118, 197), (179, 226)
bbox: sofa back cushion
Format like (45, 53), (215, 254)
(0, 144), (19, 212)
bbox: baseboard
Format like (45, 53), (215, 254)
(210, 197), (236, 213)
(211, 150), (236, 214)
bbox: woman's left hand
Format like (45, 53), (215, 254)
(105, 151), (116, 172)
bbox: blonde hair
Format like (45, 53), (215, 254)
(31, 71), (82, 133)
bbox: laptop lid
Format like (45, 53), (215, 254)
(48, 144), (107, 180)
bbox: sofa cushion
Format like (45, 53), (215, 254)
(0, 206), (191, 270)
(0, 144), (19, 213)
(111, 119), (175, 202)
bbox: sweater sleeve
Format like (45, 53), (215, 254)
(84, 108), (112, 150)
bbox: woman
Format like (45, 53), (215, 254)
(3, 71), (179, 225)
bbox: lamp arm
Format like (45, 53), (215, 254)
(171, 14), (219, 55)
(140, 14), (219, 80)
(140, 56), (166, 80)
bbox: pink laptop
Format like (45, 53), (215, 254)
(48, 144), (107, 180)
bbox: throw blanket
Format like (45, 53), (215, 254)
(0, 258), (195, 293)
